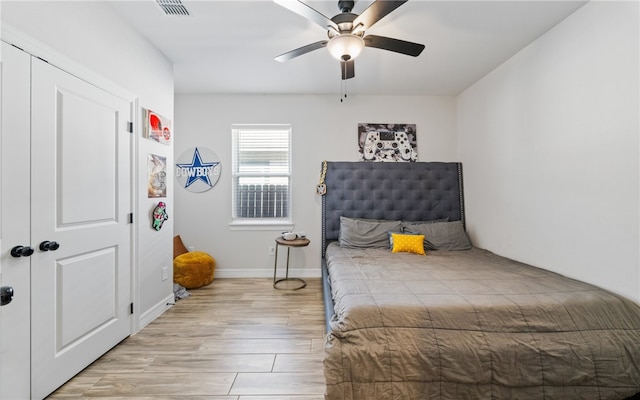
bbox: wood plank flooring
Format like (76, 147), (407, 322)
(47, 278), (326, 399)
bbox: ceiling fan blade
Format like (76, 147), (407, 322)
(274, 0), (339, 31)
(364, 35), (425, 57)
(353, 0), (407, 30)
(275, 40), (329, 62)
(340, 59), (355, 80)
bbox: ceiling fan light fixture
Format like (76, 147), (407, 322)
(327, 34), (364, 61)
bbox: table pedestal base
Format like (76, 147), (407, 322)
(273, 277), (306, 290)
(273, 237), (310, 290)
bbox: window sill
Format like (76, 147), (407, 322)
(229, 219), (294, 231)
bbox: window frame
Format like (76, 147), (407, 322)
(230, 124), (293, 230)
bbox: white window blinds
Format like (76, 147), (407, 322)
(231, 125), (292, 222)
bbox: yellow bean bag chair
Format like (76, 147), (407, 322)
(173, 251), (215, 289)
(173, 235), (215, 289)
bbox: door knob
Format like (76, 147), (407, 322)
(1, 286), (14, 306)
(10, 245), (34, 258)
(39, 241), (60, 251)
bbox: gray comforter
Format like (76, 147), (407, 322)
(324, 243), (640, 399)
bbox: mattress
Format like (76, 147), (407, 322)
(324, 243), (640, 399)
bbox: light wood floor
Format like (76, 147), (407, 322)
(48, 278), (326, 399)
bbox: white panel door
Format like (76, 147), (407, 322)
(0, 42), (32, 400)
(30, 57), (132, 399)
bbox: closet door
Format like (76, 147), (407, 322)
(0, 41), (32, 400)
(30, 57), (132, 399)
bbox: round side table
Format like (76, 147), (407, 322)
(273, 236), (310, 290)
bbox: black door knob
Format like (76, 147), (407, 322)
(39, 241), (60, 252)
(1, 286), (14, 306)
(10, 245), (34, 258)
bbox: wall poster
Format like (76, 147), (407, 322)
(143, 108), (172, 145)
(147, 154), (167, 198)
(358, 123), (418, 162)
(175, 147), (221, 193)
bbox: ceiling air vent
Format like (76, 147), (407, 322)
(157, 0), (190, 16)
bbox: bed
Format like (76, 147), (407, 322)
(320, 161), (640, 400)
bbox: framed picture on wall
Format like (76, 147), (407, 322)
(147, 154), (167, 198)
(358, 123), (417, 162)
(143, 108), (172, 145)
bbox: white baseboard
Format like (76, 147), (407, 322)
(214, 267), (321, 279)
(136, 293), (174, 333)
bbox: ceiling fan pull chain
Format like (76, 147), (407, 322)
(344, 58), (349, 100)
(340, 68), (344, 102)
(340, 62), (348, 103)
(344, 78), (348, 100)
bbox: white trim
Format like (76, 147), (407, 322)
(130, 99), (141, 335)
(230, 124), (293, 223)
(1, 24), (136, 102)
(215, 267), (321, 279)
(228, 220), (293, 231)
(137, 293), (174, 333)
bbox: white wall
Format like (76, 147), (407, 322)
(1, 1), (175, 328)
(457, 1), (639, 301)
(174, 94), (457, 277)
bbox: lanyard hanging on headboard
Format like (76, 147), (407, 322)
(316, 160), (327, 195)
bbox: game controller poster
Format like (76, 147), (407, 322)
(358, 123), (418, 162)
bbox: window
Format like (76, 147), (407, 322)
(231, 125), (292, 226)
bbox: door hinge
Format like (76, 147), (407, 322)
(128, 213), (134, 224)
(127, 122), (133, 133)
(130, 302), (134, 314)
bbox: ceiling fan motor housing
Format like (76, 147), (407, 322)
(329, 13), (360, 37)
(338, 0), (355, 13)
(274, 0), (425, 80)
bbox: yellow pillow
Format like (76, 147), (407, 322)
(391, 233), (426, 255)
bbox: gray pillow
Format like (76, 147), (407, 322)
(403, 220), (472, 251)
(339, 217), (402, 248)
(401, 217), (449, 226)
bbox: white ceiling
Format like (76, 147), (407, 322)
(109, 0), (587, 95)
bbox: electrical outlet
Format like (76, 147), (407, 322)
(161, 266), (169, 281)
(268, 245), (275, 256)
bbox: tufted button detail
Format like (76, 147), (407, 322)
(323, 162), (463, 242)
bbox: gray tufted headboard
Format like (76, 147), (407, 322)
(321, 162), (465, 256)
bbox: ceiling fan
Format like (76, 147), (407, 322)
(274, 0), (425, 80)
